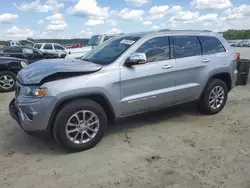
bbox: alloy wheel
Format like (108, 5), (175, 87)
(209, 86), (225, 110)
(0, 75), (14, 90)
(65, 110), (100, 144)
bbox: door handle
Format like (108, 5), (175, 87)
(162, 65), (173, 69)
(202, 59), (211, 63)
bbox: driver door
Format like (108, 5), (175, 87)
(120, 36), (176, 115)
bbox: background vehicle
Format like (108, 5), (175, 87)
(66, 43), (84, 49)
(0, 56), (27, 92)
(4, 40), (21, 47)
(9, 30), (239, 152)
(4, 39), (35, 48)
(234, 41), (245, 47)
(33, 43), (67, 58)
(65, 34), (118, 59)
(242, 41), (250, 47)
(0, 46), (59, 64)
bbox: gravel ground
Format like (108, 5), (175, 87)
(235, 47), (250, 59)
(0, 47), (250, 188)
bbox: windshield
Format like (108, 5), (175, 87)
(32, 47), (43, 54)
(88, 35), (102, 46)
(81, 36), (141, 65)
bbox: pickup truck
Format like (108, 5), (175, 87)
(65, 34), (118, 59)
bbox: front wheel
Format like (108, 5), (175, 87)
(0, 71), (16, 92)
(53, 99), (107, 152)
(198, 79), (228, 115)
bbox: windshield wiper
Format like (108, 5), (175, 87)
(80, 58), (95, 63)
(81, 58), (89, 61)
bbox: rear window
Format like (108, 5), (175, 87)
(199, 36), (226, 55)
(43, 44), (53, 50)
(173, 36), (202, 59)
(34, 44), (42, 49)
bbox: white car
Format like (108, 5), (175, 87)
(65, 34), (119, 59)
(33, 43), (67, 58)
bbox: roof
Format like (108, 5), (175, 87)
(120, 29), (217, 38)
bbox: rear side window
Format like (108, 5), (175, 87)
(3, 47), (21, 53)
(199, 36), (226, 55)
(54, 44), (65, 50)
(173, 36), (202, 58)
(43, 44), (53, 50)
(136, 36), (170, 62)
(34, 44), (42, 49)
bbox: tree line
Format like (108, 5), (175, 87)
(223, 30), (250, 40)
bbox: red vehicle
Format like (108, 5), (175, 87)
(66, 43), (84, 49)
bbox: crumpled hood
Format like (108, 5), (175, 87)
(17, 59), (102, 85)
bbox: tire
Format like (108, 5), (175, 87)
(0, 71), (16, 92)
(198, 79), (228, 115)
(53, 99), (107, 152)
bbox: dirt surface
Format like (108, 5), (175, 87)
(235, 47), (250, 59)
(0, 48), (250, 188)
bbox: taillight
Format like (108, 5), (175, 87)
(234, 53), (240, 62)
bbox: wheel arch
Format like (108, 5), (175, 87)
(200, 72), (232, 99)
(47, 93), (116, 131)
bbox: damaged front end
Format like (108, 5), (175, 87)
(17, 59), (102, 85)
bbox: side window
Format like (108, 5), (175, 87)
(173, 36), (202, 58)
(22, 48), (33, 54)
(43, 44), (53, 50)
(3, 47), (21, 53)
(54, 44), (65, 50)
(199, 36), (226, 55)
(136, 36), (170, 62)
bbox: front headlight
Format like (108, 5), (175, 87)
(20, 61), (28, 68)
(25, 87), (47, 97)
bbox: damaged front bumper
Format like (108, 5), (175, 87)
(9, 99), (51, 139)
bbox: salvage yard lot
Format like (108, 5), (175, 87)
(0, 48), (250, 188)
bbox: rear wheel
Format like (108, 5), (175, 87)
(0, 71), (16, 92)
(53, 99), (107, 152)
(198, 79), (228, 115)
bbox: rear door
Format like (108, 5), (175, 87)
(199, 35), (229, 70)
(120, 35), (176, 115)
(42, 44), (54, 54)
(173, 35), (205, 103)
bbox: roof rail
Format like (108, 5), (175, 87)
(159, 29), (171, 32)
(204, 30), (212, 32)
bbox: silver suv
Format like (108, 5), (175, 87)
(9, 30), (238, 152)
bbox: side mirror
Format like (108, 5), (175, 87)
(125, 52), (147, 67)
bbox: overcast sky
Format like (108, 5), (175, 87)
(0, 0), (249, 40)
